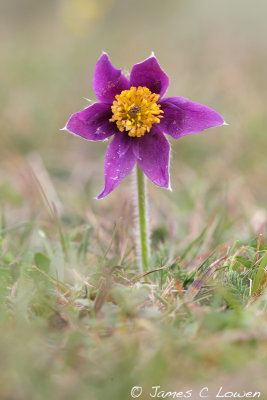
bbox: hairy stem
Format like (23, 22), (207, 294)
(136, 165), (150, 272)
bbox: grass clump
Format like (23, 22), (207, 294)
(0, 214), (267, 400)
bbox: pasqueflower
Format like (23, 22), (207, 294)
(65, 53), (224, 199)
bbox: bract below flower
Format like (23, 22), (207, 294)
(65, 53), (225, 199)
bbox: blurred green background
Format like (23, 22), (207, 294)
(1, 0), (266, 240)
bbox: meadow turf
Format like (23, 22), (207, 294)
(0, 194), (267, 399)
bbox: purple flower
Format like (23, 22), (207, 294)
(65, 53), (225, 199)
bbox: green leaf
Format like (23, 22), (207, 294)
(34, 252), (50, 273)
(235, 256), (252, 269)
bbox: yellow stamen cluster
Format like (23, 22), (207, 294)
(110, 86), (163, 138)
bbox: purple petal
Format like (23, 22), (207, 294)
(137, 128), (170, 189)
(93, 53), (130, 104)
(159, 97), (225, 139)
(130, 56), (169, 97)
(97, 134), (137, 199)
(66, 102), (117, 141)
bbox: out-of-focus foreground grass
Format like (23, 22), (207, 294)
(0, 0), (267, 399)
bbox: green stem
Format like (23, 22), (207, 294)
(136, 165), (150, 272)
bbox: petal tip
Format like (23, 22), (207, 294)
(96, 191), (105, 200)
(99, 51), (109, 59)
(133, 54), (156, 67)
(158, 182), (171, 191)
(96, 52), (109, 65)
(223, 120), (229, 126)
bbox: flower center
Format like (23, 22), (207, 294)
(110, 86), (163, 138)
